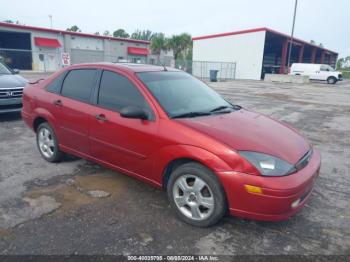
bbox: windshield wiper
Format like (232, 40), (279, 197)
(210, 105), (232, 112)
(171, 111), (211, 119)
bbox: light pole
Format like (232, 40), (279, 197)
(286, 0), (298, 73)
(49, 15), (53, 29)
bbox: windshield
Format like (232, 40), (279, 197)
(137, 71), (234, 118)
(327, 65), (335, 72)
(0, 62), (12, 75)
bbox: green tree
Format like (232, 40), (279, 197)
(336, 56), (350, 70)
(103, 30), (111, 36)
(336, 58), (344, 69)
(150, 33), (167, 63)
(3, 20), (23, 25)
(345, 56), (350, 68)
(186, 47), (193, 61)
(66, 25), (81, 32)
(113, 29), (130, 38)
(131, 30), (154, 41)
(167, 33), (192, 60)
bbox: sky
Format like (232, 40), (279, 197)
(1, 0), (349, 57)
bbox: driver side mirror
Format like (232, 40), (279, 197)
(12, 69), (20, 74)
(120, 106), (149, 120)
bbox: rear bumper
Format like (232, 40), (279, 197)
(217, 148), (321, 221)
(0, 98), (22, 113)
(21, 110), (34, 129)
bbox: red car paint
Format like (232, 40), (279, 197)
(22, 63), (321, 221)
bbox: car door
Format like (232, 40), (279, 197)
(89, 70), (159, 177)
(309, 65), (323, 80)
(53, 69), (98, 155)
(318, 65), (331, 81)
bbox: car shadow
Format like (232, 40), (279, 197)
(0, 112), (22, 122)
(62, 154), (81, 162)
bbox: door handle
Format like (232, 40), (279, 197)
(53, 99), (62, 106)
(95, 114), (107, 122)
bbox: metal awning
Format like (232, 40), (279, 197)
(34, 37), (61, 48)
(127, 47), (149, 56)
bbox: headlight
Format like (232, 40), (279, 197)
(239, 151), (296, 177)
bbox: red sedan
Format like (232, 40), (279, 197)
(22, 63), (320, 227)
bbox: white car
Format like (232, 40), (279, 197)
(290, 63), (342, 84)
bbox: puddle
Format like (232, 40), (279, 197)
(27, 170), (128, 214)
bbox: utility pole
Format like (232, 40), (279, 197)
(286, 0), (298, 73)
(49, 15), (53, 29)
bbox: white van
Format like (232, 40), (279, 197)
(290, 63), (342, 84)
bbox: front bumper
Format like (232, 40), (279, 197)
(217, 148), (321, 221)
(0, 98), (22, 113)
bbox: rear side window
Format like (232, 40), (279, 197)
(46, 72), (66, 93)
(98, 70), (151, 113)
(61, 69), (97, 103)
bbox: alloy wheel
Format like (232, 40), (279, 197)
(38, 127), (55, 158)
(172, 174), (215, 221)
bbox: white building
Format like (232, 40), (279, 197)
(192, 27), (338, 80)
(0, 22), (152, 71)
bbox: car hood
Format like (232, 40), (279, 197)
(0, 74), (28, 89)
(177, 109), (310, 164)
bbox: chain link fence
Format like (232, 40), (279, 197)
(0, 48), (236, 81)
(149, 59), (236, 81)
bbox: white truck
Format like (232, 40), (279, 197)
(290, 63), (342, 84)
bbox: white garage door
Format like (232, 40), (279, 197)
(71, 49), (104, 64)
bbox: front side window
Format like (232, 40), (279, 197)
(320, 65), (334, 72)
(98, 70), (152, 113)
(320, 65), (328, 71)
(137, 71), (232, 118)
(61, 69), (97, 103)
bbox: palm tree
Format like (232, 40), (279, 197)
(131, 30), (154, 41)
(167, 33), (192, 60)
(150, 33), (167, 64)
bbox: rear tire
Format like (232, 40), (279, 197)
(167, 162), (227, 227)
(327, 76), (337, 84)
(36, 122), (63, 162)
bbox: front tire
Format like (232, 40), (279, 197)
(327, 76), (337, 84)
(36, 122), (63, 162)
(167, 162), (227, 227)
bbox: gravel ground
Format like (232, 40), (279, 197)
(0, 75), (349, 255)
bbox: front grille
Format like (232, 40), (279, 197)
(295, 149), (313, 171)
(0, 87), (23, 99)
(0, 103), (22, 110)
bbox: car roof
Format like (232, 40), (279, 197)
(67, 62), (181, 73)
